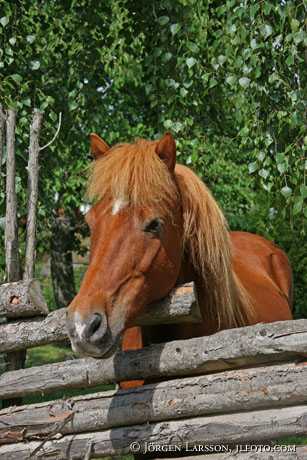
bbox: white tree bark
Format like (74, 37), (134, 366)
(0, 319), (306, 400)
(24, 110), (43, 281)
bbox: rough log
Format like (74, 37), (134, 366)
(5, 109), (20, 282)
(0, 282), (200, 353)
(0, 280), (49, 318)
(0, 319), (306, 399)
(24, 110), (43, 281)
(3, 109), (25, 407)
(0, 405), (306, 459)
(0, 362), (306, 444)
(151, 449), (307, 460)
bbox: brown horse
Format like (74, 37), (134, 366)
(67, 132), (293, 366)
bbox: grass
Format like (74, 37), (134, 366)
(24, 344), (115, 405)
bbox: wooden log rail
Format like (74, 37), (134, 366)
(0, 362), (306, 445)
(0, 283), (200, 353)
(1, 405), (306, 459)
(153, 450), (307, 460)
(0, 319), (306, 400)
(0, 280), (49, 319)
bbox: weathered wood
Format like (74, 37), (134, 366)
(5, 109), (20, 282)
(0, 319), (306, 399)
(0, 280), (49, 318)
(0, 405), (306, 459)
(0, 104), (5, 181)
(151, 448), (307, 460)
(4, 109), (25, 407)
(0, 282), (200, 352)
(24, 110), (43, 281)
(0, 362), (306, 443)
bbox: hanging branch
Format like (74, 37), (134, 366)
(5, 109), (20, 282)
(0, 104), (5, 183)
(23, 110), (43, 281)
(39, 112), (62, 151)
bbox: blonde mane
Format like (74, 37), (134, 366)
(175, 164), (254, 328)
(87, 138), (254, 328)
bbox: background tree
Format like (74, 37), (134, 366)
(0, 0), (306, 316)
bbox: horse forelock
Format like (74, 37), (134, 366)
(87, 139), (179, 217)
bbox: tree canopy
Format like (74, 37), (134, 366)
(0, 0), (306, 316)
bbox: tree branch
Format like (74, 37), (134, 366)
(39, 112), (62, 151)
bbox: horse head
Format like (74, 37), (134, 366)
(66, 133), (183, 357)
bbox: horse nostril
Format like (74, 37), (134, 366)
(87, 313), (103, 337)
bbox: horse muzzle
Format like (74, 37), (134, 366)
(66, 310), (120, 358)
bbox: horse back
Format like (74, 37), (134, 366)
(230, 231), (293, 322)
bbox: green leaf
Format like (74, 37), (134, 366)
(170, 24), (180, 36)
(293, 197), (303, 215)
(187, 42), (199, 53)
(209, 78), (217, 88)
(257, 152), (265, 162)
(226, 75), (236, 85)
(162, 52), (172, 62)
(281, 186), (292, 198)
(258, 168), (269, 179)
(180, 87), (188, 97)
(291, 19), (300, 32)
(276, 152), (285, 163)
(0, 16), (9, 27)
(163, 119), (172, 129)
(30, 60), (40, 70)
(11, 74), (22, 83)
(261, 24), (273, 39)
(239, 77), (250, 88)
(158, 16), (169, 26)
(277, 163), (287, 174)
(217, 55), (226, 65)
(248, 162), (258, 174)
(286, 54), (294, 66)
(186, 57), (196, 68)
(9, 37), (16, 46)
(69, 101), (78, 111)
(26, 35), (35, 44)
(300, 185), (307, 198)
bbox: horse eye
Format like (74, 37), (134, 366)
(143, 218), (163, 235)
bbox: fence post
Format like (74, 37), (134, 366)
(2, 109), (25, 407)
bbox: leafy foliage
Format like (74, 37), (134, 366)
(0, 0), (306, 316)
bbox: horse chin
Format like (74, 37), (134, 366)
(71, 333), (122, 359)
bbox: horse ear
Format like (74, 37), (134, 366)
(90, 133), (110, 159)
(155, 132), (176, 171)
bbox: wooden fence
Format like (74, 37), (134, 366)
(0, 280), (306, 459)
